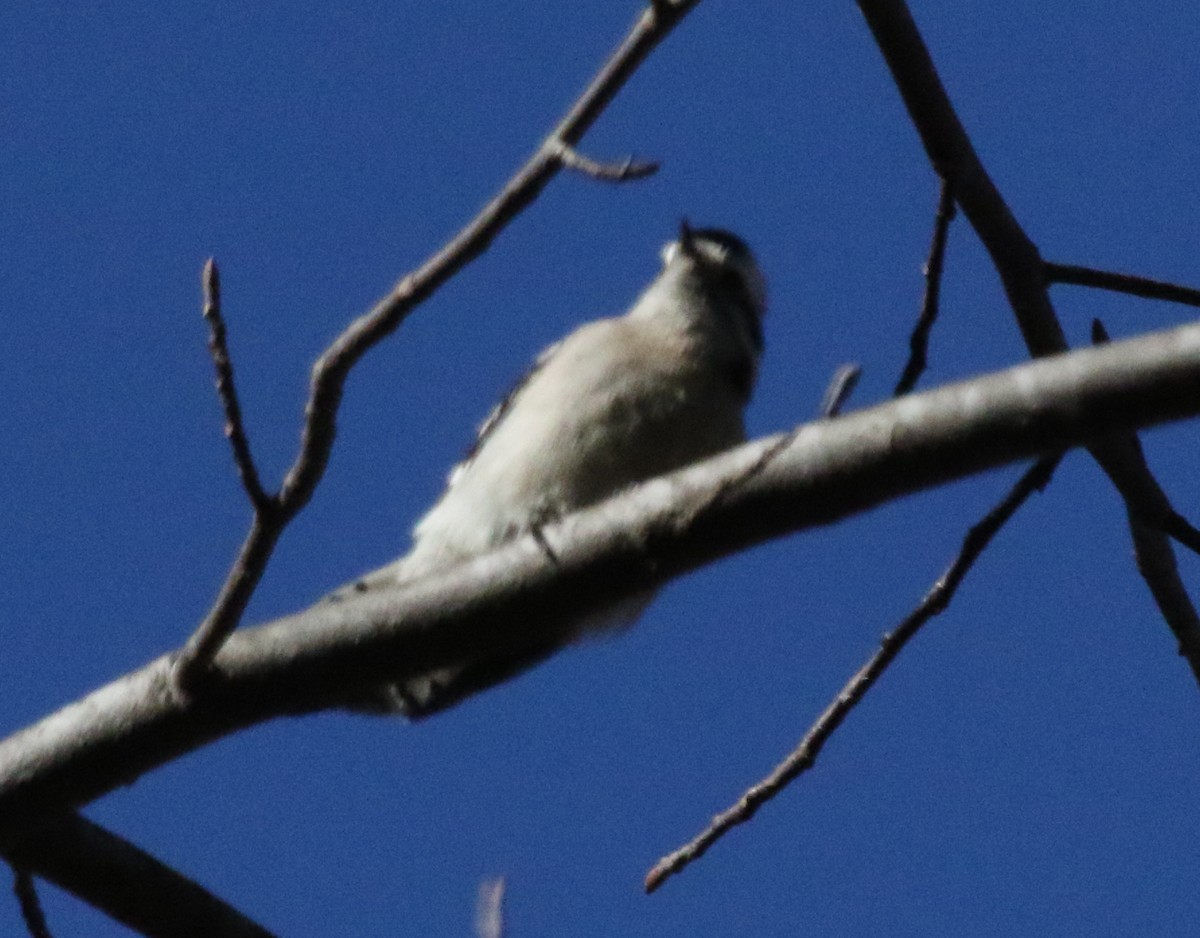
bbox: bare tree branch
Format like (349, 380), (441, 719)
(1091, 319), (1200, 560)
(1125, 513), (1200, 670)
(645, 454), (1061, 892)
(895, 177), (956, 396)
(819, 363), (861, 418)
(1091, 320), (1200, 668)
(475, 877), (506, 938)
(1, 323), (1198, 832)
(171, 0), (706, 691)
(6, 813), (274, 938)
(1160, 512), (1200, 559)
(650, 0), (673, 22)
(201, 259), (267, 512)
(548, 139), (659, 181)
(12, 6), (1194, 933)
(1048, 262), (1200, 309)
(11, 867), (51, 938)
(856, 0), (1200, 686)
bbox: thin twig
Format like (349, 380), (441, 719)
(1047, 262), (1200, 309)
(694, 360), (864, 520)
(710, 362), (861, 523)
(202, 259), (268, 510)
(1092, 318), (1200, 558)
(549, 139), (659, 181)
(475, 877), (506, 938)
(857, 0), (1200, 687)
(1091, 320), (1200, 665)
(171, 0), (705, 691)
(645, 454), (1062, 893)
(819, 363), (861, 418)
(895, 177), (956, 396)
(11, 867), (52, 938)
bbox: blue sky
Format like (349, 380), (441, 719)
(3, 2), (1200, 935)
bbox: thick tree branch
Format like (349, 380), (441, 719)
(646, 454), (1061, 892)
(0, 322), (1198, 831)
(172, 1), (705, 690)
(6, 813), (274, 938)
(857, 0), (1200, 685)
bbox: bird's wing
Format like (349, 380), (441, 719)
(321, 338), (564, 604)
(444, 338), (562, 491)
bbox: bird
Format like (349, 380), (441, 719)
(328, 222), (768, 717)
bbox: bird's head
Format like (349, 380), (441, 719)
(658, 220), (768, 363)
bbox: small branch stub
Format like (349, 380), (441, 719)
(548, 139), (659, 182)
(819, 363), (861, 418)
(475, 878), (506, 938)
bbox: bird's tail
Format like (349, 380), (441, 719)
(340, 589), (654, 718)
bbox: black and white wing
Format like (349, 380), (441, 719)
(443, 339), (562, 491)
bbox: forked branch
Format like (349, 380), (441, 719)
(1092, 320), (1200, 670)
(856, 0), (1200, 686)
(172, 0), (703, 691)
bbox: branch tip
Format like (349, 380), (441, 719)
(549, 139), (659, 181)
(199, 261), (267, 510)
(895, 177), (956, 396)
(475, 877), (507, 938)
(203, 257), (220, 298)
(819, 363), (861, 418)
(646, 454), (1061, 890)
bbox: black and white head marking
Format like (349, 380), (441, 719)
(445, 223), (767, 493)
(664, 222), (767, 332)
(661, 221), (768, 392)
